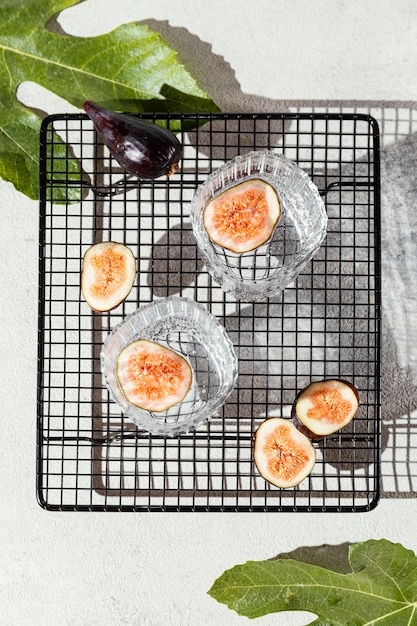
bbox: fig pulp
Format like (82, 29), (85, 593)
(117, 339), (193, 412)
(292, 379), (360, 438)
(254, 418), (316, 488)
(81, 241), (136, 312)
(83, 101), (183, 180)
(203, 179), (281, 253)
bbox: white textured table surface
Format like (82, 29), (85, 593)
(2, 1), (417, 624)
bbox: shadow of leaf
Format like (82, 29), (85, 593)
(271, 542), (353, 575)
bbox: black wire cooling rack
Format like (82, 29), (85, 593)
(37, 112), (381, 512)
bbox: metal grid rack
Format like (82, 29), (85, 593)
(37, 112), (381, 512)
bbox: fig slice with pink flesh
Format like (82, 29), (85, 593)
(81, 241), (136, 312)
(203, 178), (281, 253)
(117, 339), (193, 413)
(292, 379), (360, 438)
(254, 417), (316, 489)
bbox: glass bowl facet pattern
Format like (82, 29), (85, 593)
(190, 150), (328, 300)
(101, 296), (238, 437)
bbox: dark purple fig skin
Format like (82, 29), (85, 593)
(291, 411), (323, 441)
(291, 379), (360, 440)
(83, 101), (183, 180)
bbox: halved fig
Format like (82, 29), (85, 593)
(81, 241), (136, 311)
(254, 418), (316, 489)
(203, 178), (281, 253)
(292, 379), (360, 438)
(81, 241), (136, 312)
(117, 339), (193, 412)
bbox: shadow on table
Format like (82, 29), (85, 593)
(87, 19), (417, 501)
(271, 542), (353, 574)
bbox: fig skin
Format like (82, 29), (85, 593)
(81, 241), (136, 312)
(203, 178), (281, 253)
(117, 339), (193, 413)
(292, 379), (360, 439)
(83, 101), (183, 180)
(254, 417), (316, 489)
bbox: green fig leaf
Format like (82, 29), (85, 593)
(1, 0), (219, 200)
(208, 539), (417, 625)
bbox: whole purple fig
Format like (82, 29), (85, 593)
(83, 101), (182, 180)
